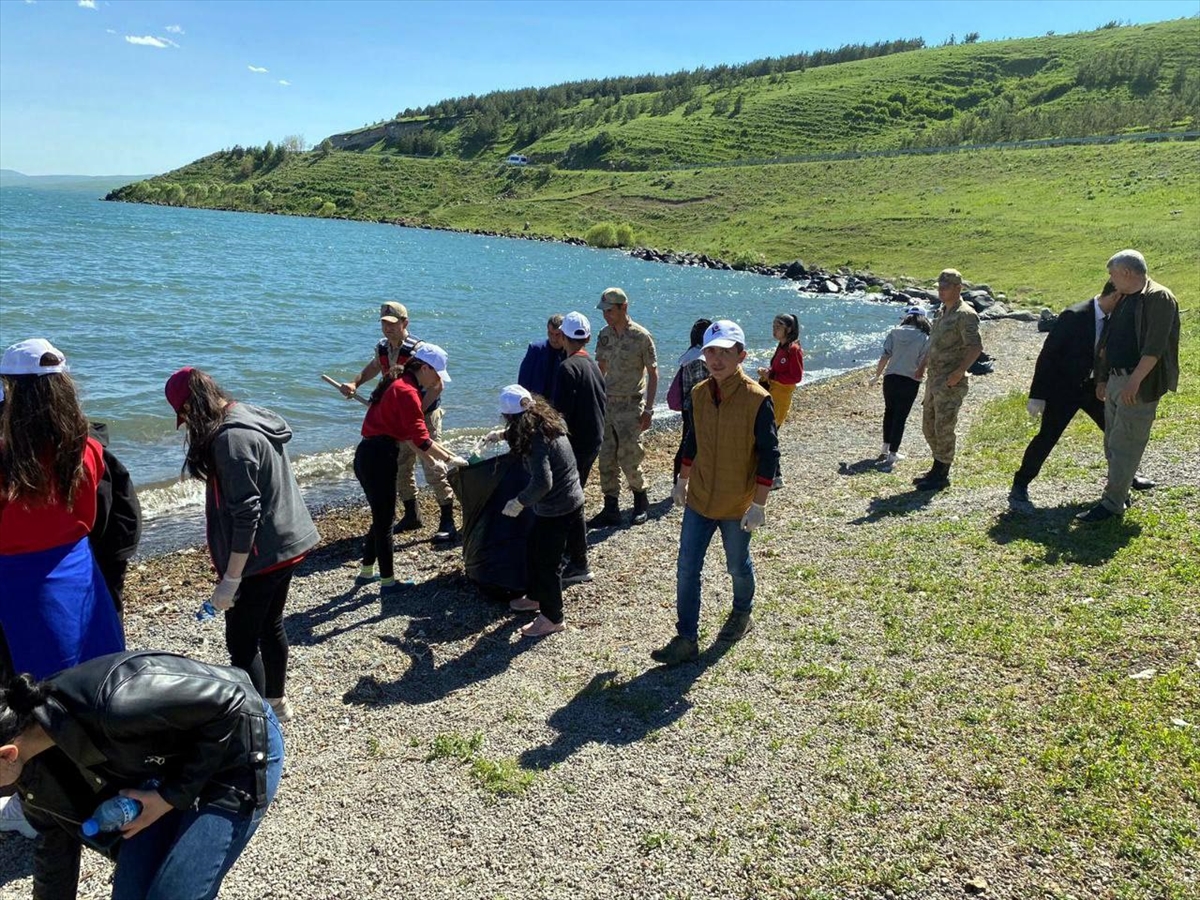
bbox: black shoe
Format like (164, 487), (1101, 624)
(587, 495), (622, 529)
(915, 461), (950, 491)
(912, 464), (938, 486)
(1076, 504), (1118, 523)
(716, 610), (754, 643)
(650, 635), (699, 666)
(431, 503), (458, 543)
(631, 490), (649, 526)
(1131, 474), (1156, 491)
(393, 499), (423, 534)
(561, 562), (593, 586)
(1008, 482), (1032, 510)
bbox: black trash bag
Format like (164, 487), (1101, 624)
(968, 351), (995, 376)
(449, 453), (533, 600)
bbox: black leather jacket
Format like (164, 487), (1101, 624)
(17, 651), (272, 900)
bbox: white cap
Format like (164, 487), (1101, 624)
(0, 338), (69, 376)
(499, 383), (533, 415)
(412, 342), (451, 384)
(561, 311), (591, 341)
(700, 320), (745, 350)
(904, 305), (925, 317)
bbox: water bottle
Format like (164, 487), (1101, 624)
(196, 601), (217, 621)
(81, 796), (142, 836)
(81, 779), (160, 837)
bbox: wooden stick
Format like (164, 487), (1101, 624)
(321, 373), (369, 405)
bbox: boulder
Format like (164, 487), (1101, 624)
(783, 260), (808, 280)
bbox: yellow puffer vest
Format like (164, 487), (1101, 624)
(688, 369), (769, 520)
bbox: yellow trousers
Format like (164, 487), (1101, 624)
(768, 380), (796, 427)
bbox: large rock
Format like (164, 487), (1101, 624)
(783, 260), (808, 280)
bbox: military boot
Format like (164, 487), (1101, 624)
(631, 490), (650, 525)
(587, 495), (622, 529)
(914, 461), (951, 491)
(431, 503), (458, 544)
(393, 499), (423, 533)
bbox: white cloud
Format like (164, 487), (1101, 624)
(278, 79), (290, 86)
(106, 28), (115, 33)
(165, 24), (184, 34)
(78, 0), (96, 8)
(248, 65), (268, 73)
(125, 35), (169, 48)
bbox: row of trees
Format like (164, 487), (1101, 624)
(392, 37), (926, 147)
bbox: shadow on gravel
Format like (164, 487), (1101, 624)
(850, 489), (936, 524)
(988, 503), (1142, 565)
(286, 570), (479, 647)
(838, 457), (884, 477)
(294, 534), (363, 576)
(339, 580), (530, 705)
(517, 641), (733, 771)
(0, 835), (34, 890)
(583, 495), (675, 549)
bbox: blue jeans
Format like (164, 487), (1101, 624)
(111, 702), (285, 900)
(675, 506), (755, 642)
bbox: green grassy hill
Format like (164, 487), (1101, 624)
(335, 18), (1200, 168)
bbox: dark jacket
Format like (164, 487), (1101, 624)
(19, 651), (273, 900)
(87, 422), (142, 564)
(551, 351), (606, 458)
(1029, 298), (1100, 402)
(516, 432), (585, 518)
(206, 403), (319, 578)
(517, 340), (566, 399)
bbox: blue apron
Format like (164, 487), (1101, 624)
(0, 536), (125, 679)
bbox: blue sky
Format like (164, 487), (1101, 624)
(1, 0), (1196, 175)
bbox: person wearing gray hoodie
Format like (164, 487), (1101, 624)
(165, 368), (319, 722)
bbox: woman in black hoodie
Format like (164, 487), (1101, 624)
(164, 368), (319, 722)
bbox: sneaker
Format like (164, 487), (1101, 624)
(521, 613), (566, 638)
(716, 610), (754, 644)
(509, 596), (540, 612)
(771, 474), (785, 490)
(267, 697), (294, 723)
(0, 795), (38, 840)
(878, 453), (898, 473)
(650, 635), (699, 666)
(874, 453), (890, 465)
(560, 563), (594, 586)
(354, 565), (379, 586)
(380, 578), (414, 596)
(1130, 474), (1156, 491)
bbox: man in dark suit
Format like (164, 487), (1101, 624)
(1009, 283), (1154, 510)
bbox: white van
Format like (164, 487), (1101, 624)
(505, 154), (529, 166)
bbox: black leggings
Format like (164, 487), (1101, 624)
(355, 437), (399, 581)
(225, 563), (296, 699)
(882, 374), (921, 453)
(527, 507), (582, 624)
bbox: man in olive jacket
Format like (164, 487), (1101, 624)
(652, 320), (778, 667)
(1078, 249), (1180, 522)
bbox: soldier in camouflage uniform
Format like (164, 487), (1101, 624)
(913, 269), (983, 490)
(589, 287), (659, 527)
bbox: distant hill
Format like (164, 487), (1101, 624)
(0, 169), (155, 190)
(315, 18), (1199, 169)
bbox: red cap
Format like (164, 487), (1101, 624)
(164, 367), (195, 428)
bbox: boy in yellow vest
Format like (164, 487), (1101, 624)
(652, 320), (779, 666)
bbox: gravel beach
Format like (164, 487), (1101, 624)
(2, 318), (1194, 900)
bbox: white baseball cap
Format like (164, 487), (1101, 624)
(561, 311), (591, 341)
(499, 384), (533, 415)
(0, 339), (69, 376)
(701, 320), (745, 350)
(412, 342), (451, 383)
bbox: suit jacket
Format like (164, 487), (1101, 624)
(1029, 298), (1099, 402)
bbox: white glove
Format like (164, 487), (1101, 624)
(501, 498), (524, 517)
(1027, 398), (1046, 417)
(447, 456), (470, 468)
(209, 575), (241, 611)
(740, 502), (766, 533)
(483, 428), (506, 444)
(671, 477), (689, 507)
